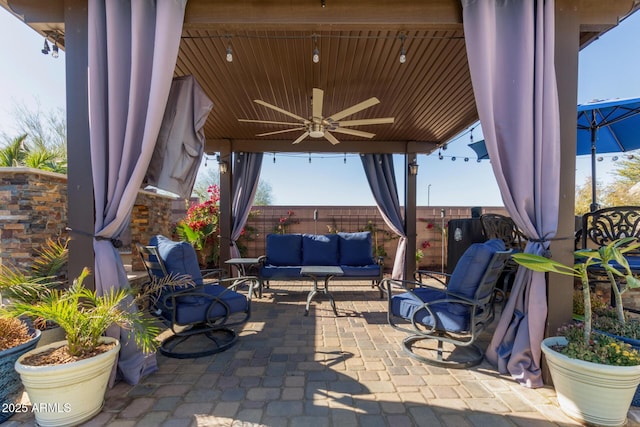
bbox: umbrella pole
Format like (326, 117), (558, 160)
(590, 127), (598, 212)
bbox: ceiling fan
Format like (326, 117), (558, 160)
(238, 88), (394, 145)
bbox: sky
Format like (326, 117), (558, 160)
(1, 8), (639, 207)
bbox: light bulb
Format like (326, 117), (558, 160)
(226, 46), (233, 62)
(399, 48), (406, 64)
(312, 47), (320, 63)
(41, 39), (50, 55)
(52, 43), (59, 58)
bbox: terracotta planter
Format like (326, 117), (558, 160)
(0, 329), (41, 423)
(542, 336), (640, 426)
(15, 337), (120, 427)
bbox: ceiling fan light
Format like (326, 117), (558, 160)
(309, 123), (324, 138)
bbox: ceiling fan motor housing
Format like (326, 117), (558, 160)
(309, 122), (324, 138)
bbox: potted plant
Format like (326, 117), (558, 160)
(0, 317), (41, 423)
(3, 267), (160, 427)
(513, 237), (640, 426)
(0, 237), (69, 346)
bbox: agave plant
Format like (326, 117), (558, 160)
(6, 268), (160, 357)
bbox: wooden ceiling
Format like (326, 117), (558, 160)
(3, 0), (639, 155)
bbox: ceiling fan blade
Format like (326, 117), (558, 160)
(337, 117), (395, 127)
(292, 131), (310, 145)
(332, 128), (375, 139)
(328, 97), (380, 121)
(312, 88), (324, 121)
(323, 131), (341, 145)
(257, 127), (306, 137)
(254, 99), (309, 123)
(239, 118), (303, 126)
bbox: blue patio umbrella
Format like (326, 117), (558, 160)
(468, 97), (640, 211)
(577, 97), (640, 211)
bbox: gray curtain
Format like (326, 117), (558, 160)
(462, 0), (561, 388)
(145, 75), (213, 199)
(230, 152), (264, 258)
(89, 0), (187, 385)
(361, 154), (407, 279)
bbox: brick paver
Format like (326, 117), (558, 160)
(6, 280), (639, 426)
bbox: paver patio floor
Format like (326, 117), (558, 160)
(5, 280), (640, 426)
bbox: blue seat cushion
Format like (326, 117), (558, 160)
(447, 238), (505, 300)
(150, 234), (203, 285)
(260, 265), (302, 279)
(302, 234), (339, 266)
(266, 234), (303, 266)
(163, 285), (248, 326)
(340, 264), (381, 278)
(390, 288), (468, 332)
(446, 238), (505, 315)
(338, 232), (376, 266)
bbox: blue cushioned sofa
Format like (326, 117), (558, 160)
(259, 232), (384, 290)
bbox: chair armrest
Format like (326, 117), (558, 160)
(218, 276), (259, 299)
(383, 278), (477, 304)
(202, 268), (228, 280)
(413, 269), (449, 287)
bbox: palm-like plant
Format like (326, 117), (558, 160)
(0, 134), (28, 167)
(7, 268), (160, 357)
(0, 238), (68, 307)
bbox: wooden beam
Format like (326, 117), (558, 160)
(63, 0), (93, 289)
(184, 0), (463, 31)
(7, 0), (63, 23)
(204, 139), (439, 155)
(548, 0), (581, 384)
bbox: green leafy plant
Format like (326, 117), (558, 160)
(274, 210), (298, 234)
(0, 237), (68, 307)
(174, 185), (221, 267)
(513, 237), (640, 365)
(4, 268), (160, 358)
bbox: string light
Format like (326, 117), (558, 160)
(41, 39), (50, 55)
(399, 34), (406, 64)
(273, 153), (276, 163)
(309, 153), (312, 163)
(51, 41), (59, 58)
(312, 35), (320, 63)
(344, 153), (347, 164)
(225, 36), (233, 62)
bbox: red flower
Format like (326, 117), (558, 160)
(426, 223), (434, 229)
(421, 240), (431, 249)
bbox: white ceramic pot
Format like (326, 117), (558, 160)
(542, 336), (640, 427)
(14, 337), (120, 427)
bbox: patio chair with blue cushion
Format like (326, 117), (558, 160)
(136, 235), (258, 359)
(384, 238), (511, 368)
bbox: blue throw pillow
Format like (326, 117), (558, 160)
(338, 232), (375, 266)
(266, 234), (303, 266)
(447, 238), (505, 300)
(302, 234), (339, 266)
(150, 235), (203, 285)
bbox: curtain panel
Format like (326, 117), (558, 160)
(462, 0), (561, 388)
(88, 0), (187, 385)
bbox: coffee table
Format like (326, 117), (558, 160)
(300, 266), (344, 316)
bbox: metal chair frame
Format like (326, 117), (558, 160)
(136, 243), (258, 359)
(385, 249), (512, 368)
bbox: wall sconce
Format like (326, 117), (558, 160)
(408, 161), (419, 176)
(218, 159), (229, 174)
